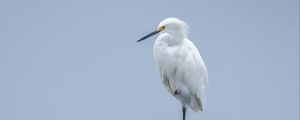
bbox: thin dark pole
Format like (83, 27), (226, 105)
(182, 106), (186, 120)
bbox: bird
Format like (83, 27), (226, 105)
(137, 17), (208, 120)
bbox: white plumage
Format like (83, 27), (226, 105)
(138, 17), (208, 120)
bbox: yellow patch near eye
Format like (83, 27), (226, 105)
(159, 26), (166, 31)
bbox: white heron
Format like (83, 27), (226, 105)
(137, 18), (208, 120)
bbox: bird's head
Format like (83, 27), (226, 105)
(157, 18), (188, 35)
(137, 17), (188, 42)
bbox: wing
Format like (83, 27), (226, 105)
(176, 39), (209, 111)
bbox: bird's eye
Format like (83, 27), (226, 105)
(159, 26), (166, 31)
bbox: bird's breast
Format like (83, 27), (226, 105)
(154, 40), (184, 78)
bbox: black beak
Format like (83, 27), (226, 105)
(137, 30), (160, 42)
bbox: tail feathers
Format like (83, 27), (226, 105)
(188, 95), (203, 112)
(174, 87), (205, 112)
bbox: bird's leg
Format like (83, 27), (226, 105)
(182, 105), (186, 120)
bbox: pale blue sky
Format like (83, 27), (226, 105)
(0, 0), (299, 120)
